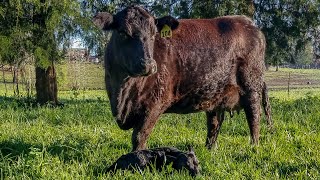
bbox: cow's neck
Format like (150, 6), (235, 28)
(109, 64), (172, 122)
(110, 72), (148, 121)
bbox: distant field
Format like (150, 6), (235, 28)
(265, 67), (320, 90)
(1, 65), (320, 179)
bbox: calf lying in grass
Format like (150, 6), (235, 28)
(106, 147), (200, 176)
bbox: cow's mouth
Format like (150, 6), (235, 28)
(143, 62), (157, 75)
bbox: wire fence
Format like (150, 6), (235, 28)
(279, 64), (320, 69)
(1, 62), (320, 97)
(0, 61), (105, 97)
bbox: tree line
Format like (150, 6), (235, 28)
(0, 0), (319, 104)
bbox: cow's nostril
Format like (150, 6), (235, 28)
(140, 59), (154, 67)
(137, 59), (157, 75)
(140, 61), (146, 68)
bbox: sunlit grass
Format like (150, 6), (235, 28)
(269, 88), (320, 101)
(1, 89), (320, 179)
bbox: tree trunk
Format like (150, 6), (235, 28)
(35, 61), (58, 105)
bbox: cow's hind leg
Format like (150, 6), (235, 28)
(206, 111), (225, 149)
(262, 81), (273, 130)
(241, 91), (261, 145)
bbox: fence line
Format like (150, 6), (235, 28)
(279, 64), (320, 69)
(0, 61), (105, 97)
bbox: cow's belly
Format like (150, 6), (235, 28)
(165, 92), (223, 114)
(166, 97), (218, 114)
(165, 83), (241, 114)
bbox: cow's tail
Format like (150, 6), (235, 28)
(262, 81), (272, 130)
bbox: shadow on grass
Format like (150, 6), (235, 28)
(0, 136), (91, 163)
(47, 142), (86, 162)
(0, 139), (35, 160)
(147, 142), (201, 152)
(0, 96), (63, 110)
(60, 96), (108, 105)
(232, 152), (251, 163)
(105, 141), (131, 151)
(0, 95), (108, 110)
(275, 161), (320, 177)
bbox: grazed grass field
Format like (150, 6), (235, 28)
(1, 66), (320, 179)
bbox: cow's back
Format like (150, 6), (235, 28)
(155, 16), (266, 113)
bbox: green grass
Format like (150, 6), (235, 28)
(1, 89), (320, 179)
(269, 88), (320, 101)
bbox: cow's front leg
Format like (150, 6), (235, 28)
(206, 110), (225, 149)
(131, 111), (161, 151)
(242, 91), (261, 145)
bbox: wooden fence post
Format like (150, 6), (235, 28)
(287, 72), (291, 97)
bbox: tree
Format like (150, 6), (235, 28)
(295, 41), (313, 66)
(312, 26), (320, 65)
(0, 0), (93, 104)
(191, 0), (255, 18)
(254, 0), (320, 67)
(0, 10), (32, 95)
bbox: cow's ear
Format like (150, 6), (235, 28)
(93, 12), (117, 31)
(155, 16), (179, 31)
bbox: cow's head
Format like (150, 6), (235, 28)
(93, 5), (179, 76)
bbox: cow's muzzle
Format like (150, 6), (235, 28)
(138, 59), (157, 76)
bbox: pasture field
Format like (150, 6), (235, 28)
(1, 66), (320, 179)
(266, 67), (320, 90)
(1, 90), (320, 179)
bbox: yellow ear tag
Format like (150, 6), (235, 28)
(160, 25), (172, 38)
